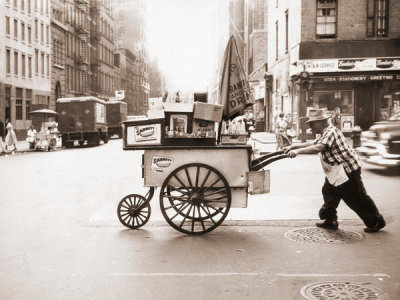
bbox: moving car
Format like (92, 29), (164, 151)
(356, 120), (400, 168)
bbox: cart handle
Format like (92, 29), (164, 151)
(250, 153), (288, 171)
(250, 150), (284, 168)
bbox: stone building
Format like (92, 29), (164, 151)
(113, 0), (149, 115)
(1, 0), (51, 137)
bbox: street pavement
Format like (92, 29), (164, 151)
(1, 135), (399, 299)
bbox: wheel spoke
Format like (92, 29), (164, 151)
(167, 185), (190, 196)
(195, 166), (200, 188)
(200, 169), (212, 189)
(191, 205), (196, 232)
(173, 174), (188, 190)
(164, 201), (186, 210)
(179, 204), (193, 228)
(203, 196), (229, 203)
(184, 167), (194, 189)
(202, 188), (227, 197)
(200, 203), (216, 225)
(163, 194), (188, 201)
(197, 205), (206, 230)
(202, 178), (222, 195)
(170, 202), (191, 221)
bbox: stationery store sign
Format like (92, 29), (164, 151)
(320, 74), (400, 82)
(300, 57), (400, 73)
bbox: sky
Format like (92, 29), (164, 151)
(146, 0), (220, 93)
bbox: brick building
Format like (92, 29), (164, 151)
(50, 0), (67, 109)
(269, 0), (400, 138)
(1, 0), (52, 137)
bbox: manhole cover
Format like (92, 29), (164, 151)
(301, 281), (385, 300)
(284, 227), (364, 244)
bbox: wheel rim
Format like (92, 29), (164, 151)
(160, 163), (231, 235)
(117, 194), (151, 229)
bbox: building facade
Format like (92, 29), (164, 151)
(50, 0), (67, 109)
(269, 0), (400, 138)
(1, 0), (52, 137)
(64, 0), (91, 98)
(113, 0), (149, 115)
(90, 0), (116, 100)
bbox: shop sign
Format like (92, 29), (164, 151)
(297, 57), (400, 73)
(321, 74), (400, 82)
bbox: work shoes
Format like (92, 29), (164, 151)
(316, 219), (338, 230)
(364, 217), (386, 233)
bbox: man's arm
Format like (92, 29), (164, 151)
(284, 141), (315, 152)
(287, 142), (326, 158)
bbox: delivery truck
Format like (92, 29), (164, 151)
(56, 96), (109, 147)
(106, 99), (127, 138)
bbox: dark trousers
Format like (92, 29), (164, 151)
(319, 169), (383, 228)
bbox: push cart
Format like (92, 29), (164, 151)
(117, 142), (287, 235)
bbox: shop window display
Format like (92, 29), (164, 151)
(312, 91), (354, 115)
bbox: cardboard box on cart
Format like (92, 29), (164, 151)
(193, 102), (224, 122)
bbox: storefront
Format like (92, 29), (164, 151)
(291, 57), (400, 136)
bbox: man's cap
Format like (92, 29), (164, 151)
(305, 109), (330, 123)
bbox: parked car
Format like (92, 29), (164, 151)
(355, 120), (400, 168)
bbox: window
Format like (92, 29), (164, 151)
(34, 19), (38, 40)
(28, 56), (32, 78)
(28, 26), (31, 44)
(40, 22), (44, 43)
(14, 51), (18, 75)
(367, 0), (388, 37)
(285, 10), (289, 53)
(26, 89), (32, 120)
(16, 88), (23, 120)
(46, 25), (49, 44)
(13, 0), (17, 9)
(41, 52), (44, 75)
(46, 54), (49, 76)
(28, 0), (31, 14)
(21, 22), (25, 42)
(40, 0), (43, 13)
(35, 49), (39, 74)
(6, 49), (11, 74)
(34, 0), (37, 10)
(6, 16), (10, 35)
(21, 0), (24, 11)
(22, 54), (26, 77)
(14, 19), (18, 39)
(275, 21), (278, 60)
(316, 0), (337, 39)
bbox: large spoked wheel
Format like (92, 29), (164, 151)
(117, 194), (151, 229)
(160, 163), (231, 235)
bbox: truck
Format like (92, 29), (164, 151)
(56, 96), (109, 147)
(106, 99), (127, 138)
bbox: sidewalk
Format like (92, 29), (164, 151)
(0, 140), (35, 155)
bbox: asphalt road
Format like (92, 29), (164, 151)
(0, 139), (399, 299)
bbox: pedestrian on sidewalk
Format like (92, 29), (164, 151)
(0, 120), (7, 154)
(5, 119), (18, 152)
(275, 112), (291, 150)
(331, 106), (341, 129)
(284, 109), (386, 233)
(27, 125), (36, 149)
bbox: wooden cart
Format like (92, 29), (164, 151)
(117, 142), (287, 235)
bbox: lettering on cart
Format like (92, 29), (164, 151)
(151, 156), (174, 172)
(135, 125), (157, 142)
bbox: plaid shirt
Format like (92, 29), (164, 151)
(315, 125), (361, 174)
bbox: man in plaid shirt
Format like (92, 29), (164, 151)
(285, 109), (385, 233)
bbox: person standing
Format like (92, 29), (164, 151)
(244, 110), (255, 137)
(331, 107), (341, 129)
(0, 120), (6, 154)
(27, 125), (36, 149)
(285, 113), (294, 145)
(5, 119), (18, 151)
(284, 109), (385, 233)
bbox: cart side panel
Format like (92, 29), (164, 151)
(143, 148), (249, 188)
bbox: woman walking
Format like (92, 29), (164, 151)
(5, 119), (18, 151)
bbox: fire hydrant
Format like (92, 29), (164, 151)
(352, 126), (362, 148)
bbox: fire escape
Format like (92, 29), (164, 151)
(89, 2), (101, 95)
(73, 0), (90, 95)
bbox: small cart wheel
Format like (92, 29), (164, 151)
(160, 163), (231, 235)
(117, 194), (151, 229)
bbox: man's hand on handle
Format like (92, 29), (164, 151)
(284, 145), (298, 158)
